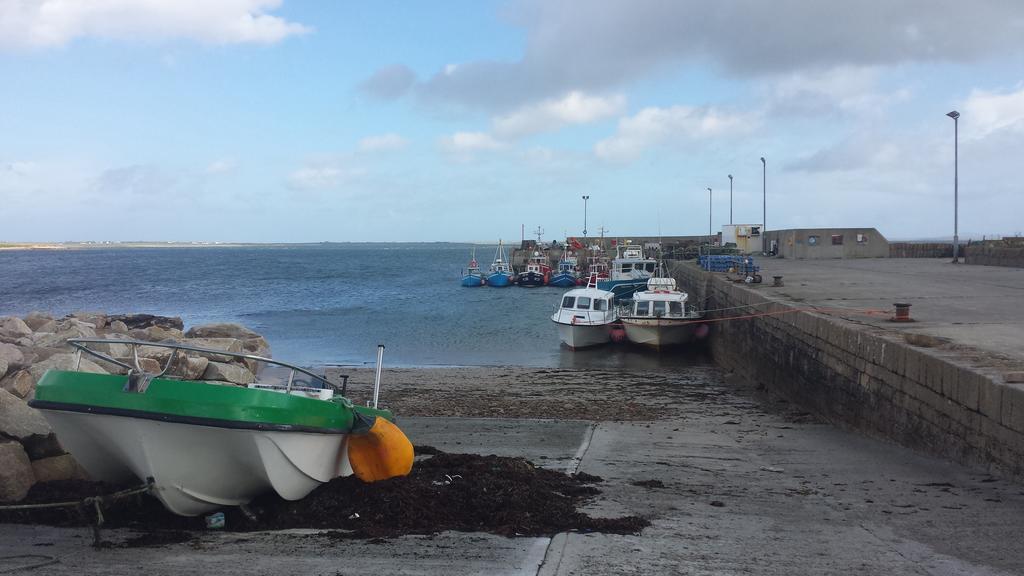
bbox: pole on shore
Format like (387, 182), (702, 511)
(707, 187), (713, 250)
(947, 110), (960, 263)
(760, 157), (766, 255)
(728, 174), (733, 225)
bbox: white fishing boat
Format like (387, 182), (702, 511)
(597, 243), (658, 301)
(550, 276), (618, 349)
(619, 277), (703, 350)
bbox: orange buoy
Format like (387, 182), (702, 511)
(347, 415), (414, 482)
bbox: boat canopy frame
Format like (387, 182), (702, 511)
(65, 338), (345, 395)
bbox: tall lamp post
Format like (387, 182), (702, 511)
(727, 174), (733, 225)
(946, 111), (960, 263)
(706, 187), (713, 249)
(582, 195), (590, 242)
(760, 157), (766, 255)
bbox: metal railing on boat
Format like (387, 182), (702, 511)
(65, 338), (347, 395)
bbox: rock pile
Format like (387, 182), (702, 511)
(0, 311), (272, 502)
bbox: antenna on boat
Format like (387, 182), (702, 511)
(372, 344), (385, 409)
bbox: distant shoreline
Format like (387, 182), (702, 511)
(0, 241), (480, 251)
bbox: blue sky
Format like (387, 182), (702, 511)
(2, 1), (1023, 242)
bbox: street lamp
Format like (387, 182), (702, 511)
(727, 174), (733, 225)
(760, 157), (766, 255)
(582, 195), (590, 240)
(707, 187), (713, 248)
(946, 111), (960, 263)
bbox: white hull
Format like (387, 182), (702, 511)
(621, 319), (697, 350)
(39, 410), (351, 516)
(554, 321), (613, 349)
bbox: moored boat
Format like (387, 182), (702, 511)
(29, 339), (413, 516)
(597, 243), (658, 301)
(550, 276), (618, 348)
(619, 277), (703, 350)
(486, 241), (514, 287)
(517, 250), (551, 287)
(549, 254), (580, 287)
(461, 249), (485, 287)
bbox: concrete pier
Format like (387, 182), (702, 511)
(670, 257), (1024, 480)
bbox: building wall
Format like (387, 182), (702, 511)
(889, 242), (954, 258)
(764, 228), (888, 259)
(966, 238), (1024, 268)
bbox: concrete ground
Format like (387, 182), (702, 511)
(750, 257), (1024, 364)
(3, 369), (1024, 575)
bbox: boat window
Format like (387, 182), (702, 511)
(646, 262), (656, 272)
(634, 301), (650, 316)
(669, 301), (683, 316)
(576, 297), (591, 310)
(620, 263), (632, 273)
(561, 296), (575, 308)
(594, 299), (608, 311)
(653, 301), (666, 316)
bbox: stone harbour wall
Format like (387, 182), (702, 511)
(965, 238), (1024, 268)
(668, 260), (1024, 480)
(0, 312), (271, 502)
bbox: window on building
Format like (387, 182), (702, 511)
(832, 234), (843, 245)
(856, 233), (868, 244)
(808, 235), (819, 246)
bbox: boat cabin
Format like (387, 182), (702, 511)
(631, 299), (687, 318)
(560, 294), (612, 312)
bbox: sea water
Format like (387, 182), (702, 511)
(0, 244), (705, 369)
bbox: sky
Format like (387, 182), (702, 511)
(1, 0), (1023, 243)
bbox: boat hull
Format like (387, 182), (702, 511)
(38, 408), (350, 516)
(461, 274), (484, 287)
(621, 319), (698, 350)
(517, 271), (547, 287)
(554, 321), (612, 349)
(487, 272), (513, 287)
(549, 273), (578, 287)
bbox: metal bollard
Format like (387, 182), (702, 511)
(772, 275), (784, 287)
(891, 303), (913, 322)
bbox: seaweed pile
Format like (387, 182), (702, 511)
(1, 448), (648, 540)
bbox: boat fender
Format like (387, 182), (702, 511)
(347, 412), (414, 482)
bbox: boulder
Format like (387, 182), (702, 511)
(202, 361), (254, 385)
(0, 370), (36, 399)
(21, 433), (65, 460)
(70, 311), (107, 329)
(108, 320), (129, 334)
(28, 353), (107, 382)
(0, 441), (35, 502)
(0, 388), (51, 440)
(93, 337), (131, 359)
(0, 317), (32, 337)
(22, 311), (55, 331)
(0, 343), (26, 370)
(107, 314), (184, 331)
(33, 320), (97, 348)
(185, 337), (244, 362)
(115, 357), (161, 374)
(31, 454), (90, 483)
(0, 358), (6, 381)
(32, 319), (57, 334)
(185, 323), (260, 340)
(173, 356), (209, 380)
(242, 335), (272, 358)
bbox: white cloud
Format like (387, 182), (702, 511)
(493, 91), (626, 138)
(205, 158), (236, 174)
(439, 131), (503, 153)
(595, 105), (756, 162)
(0, 0), (310, 50)
(2, 161), (38, 176)
(358, 133), (410, 152)
(768, 67), (911, 116)
(287, 160), (363, 191)
(962, 85), (1024, 139)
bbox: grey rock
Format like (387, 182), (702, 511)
(33, 319), (57, 333)
(0, 343), (26, 370)
(185, 337), (244, 362)
(0, 441), (35, 502)
(0, 387), (51, 440)
(0, 370), (35, 399)
(28, 353), (107, 382)
(0, 317), (32, 337)
(202, 361), (254, 385)
(108, 320), (129, 334)
(31, 454), (90, 482)
(186, 323), (260, 340)
(107, 314), (184, 331)
(0, 358), (6, 381)
(22, 311), (55, 331)
(33, 320), (97, 349)
(70, 311), (107, 329)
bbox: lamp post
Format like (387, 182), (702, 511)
(946, 111), (960, 263)
(707, 187), (713, 249)
(582, 195), (590, 241)
(760, 157), (766, 255)
(728, 174), (733, 225)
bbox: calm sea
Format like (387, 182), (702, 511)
(0, 244), (706, 369)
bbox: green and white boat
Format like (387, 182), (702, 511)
(29, 339), (406, 517)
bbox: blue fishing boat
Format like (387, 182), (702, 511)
(549, 254), (580, 287)
(596, 243), (658, 301)
(486, 241), (514, 287)
(461, 249), (485, 287)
